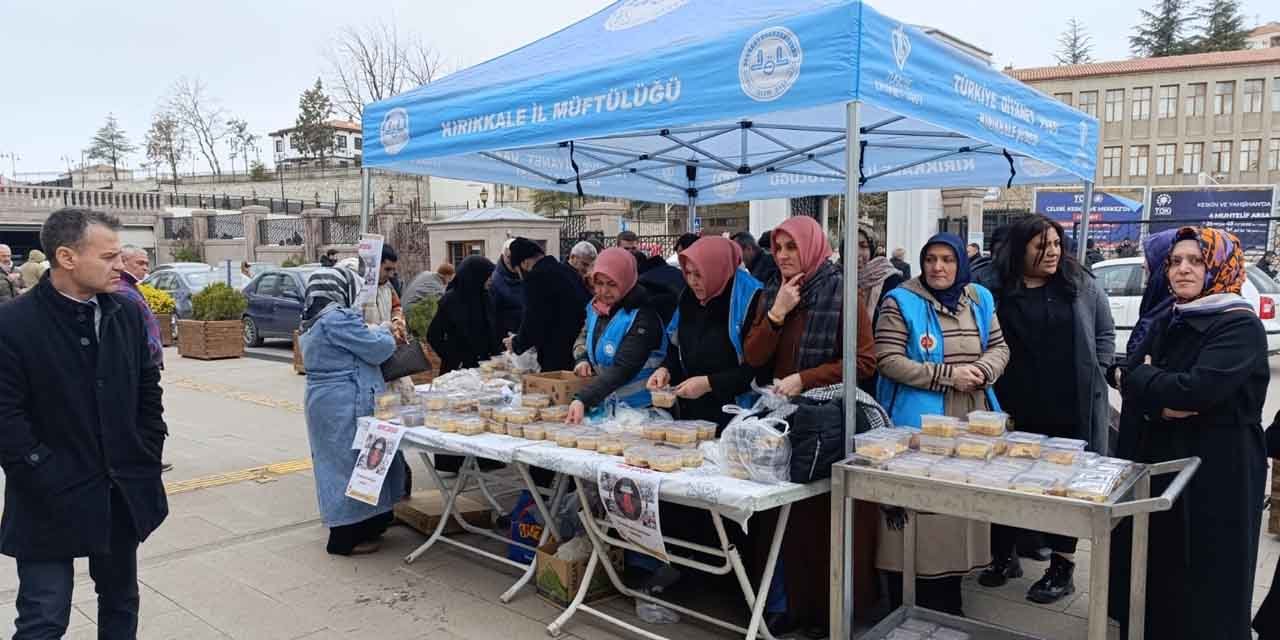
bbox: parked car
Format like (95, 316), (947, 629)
(1092, 257), (1280, 355)
(143, 266), (251, 334)
(241, 267), (319, 346)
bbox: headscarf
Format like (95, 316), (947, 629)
(448, 255), (495, 294)
(1126, 228), (1178, 356)
(301, 267), (361, 332)
(856, 222), (897, 308)
(590, 247), (639, 315)
(772, 216), (832, 281)
(678, 237), (740, 305)
(444, 256), (498, 362)
(917, 233), (970, 313)
(1170, 226), (1251, 318)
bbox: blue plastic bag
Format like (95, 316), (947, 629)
(508, 490), (544, 563)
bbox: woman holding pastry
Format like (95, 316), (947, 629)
(873, 232), (1009, 615)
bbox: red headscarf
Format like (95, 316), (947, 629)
(678, 237), (741, 305)
(773, 216), (833, 280)
(589, 247), (638, 315)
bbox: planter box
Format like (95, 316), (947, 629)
(410, 343), (443, 386)
(155, 313), (174, 347)
(178, 319), (245, 360)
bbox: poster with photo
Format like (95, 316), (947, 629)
(346, 420), (405, 506)
(598, 461), (667, 562)
(353, 233), (384, 308)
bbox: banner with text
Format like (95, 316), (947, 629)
(1033, 188), (1146, 248)
(1148, 188), (1276, 251)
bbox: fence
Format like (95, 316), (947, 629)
(322, 216), (363, 245)
(392, 221), (432, 279)
(162, 217), (192, 240)
(166, 192), (334, 215)
(207, 214), (245, 239)
(258, 217), (306, 246)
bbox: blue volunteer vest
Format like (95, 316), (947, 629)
(586, 303), (669, 410)
(665, 269), (763, 408)
(875, 284), (1002, 428)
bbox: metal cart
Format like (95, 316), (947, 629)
(828, 456), (1200, 640)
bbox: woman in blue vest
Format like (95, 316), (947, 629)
(647, 236), (765, 428)
(566, 247), (668, 424)
(873, 232), (1009, 616)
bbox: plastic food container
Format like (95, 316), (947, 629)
(523, 423), (547, 441)
(917, 434), (956, 456)
(456, 417), (486, 436)
(1010, 471), (1064, 496)
(504, 407), (538, 424)
(476, 405), (496, 419)
(884, 453), (941, 476)
(649, 451), (683, 472)
(1066, 472), (1120, 503)
(650, 387), (677, 408)
(576, 432), (600, 451)
(486, 419), (506, 434)
(505, 423), (524, 438)
(966, 410), (1009, 436)
(928, 459), (981, 483)
(522, 393), (552, 408)
(863, 427), (912, 452)
(418, 391), (450, 412)
(395, 407), (425, 428)
(987, 455), (1035, 472)
(1005, 431), (1047, 459)
(486, 357), (508, 372)
(597, 437), (625, 456)
(446, 394), (477, 412)
(538, 405), (570, 422)
(642, 423), (667, 441)
(854, 433), (902, 463)
(955, 434), (997, 461)
(665, 425), (698, 445)
(969, 466), (1020, 490)
(623, 445), (652, 468)
(680, 448), (704, 468)
(1043, 437), (1089, 465)
(920, 414), (963, 437)
(688, 420), (717, 441)
(554, 429), (579, 448)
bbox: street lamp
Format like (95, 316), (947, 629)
(479, 186), (489, 208)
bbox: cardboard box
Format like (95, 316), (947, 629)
(524, 371), (593, 407)
(535, 539), (622, 608)
(394, 490), (492, 536)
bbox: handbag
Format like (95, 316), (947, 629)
(380, 339), (431, 381)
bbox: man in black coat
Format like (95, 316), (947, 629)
(733, 231), (780, 286)
(489, 239), (526, 345)
(632, 250), (683, 324)
(0, 208), (167, 638)
(504, 238), (589, 372)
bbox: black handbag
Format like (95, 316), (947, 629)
(380, 339), (431, 381)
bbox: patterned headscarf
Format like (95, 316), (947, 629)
(1170, 226), (1252, 318)
(301, 267), (361, 332)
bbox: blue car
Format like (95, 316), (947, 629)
(242, 267), (318, 346)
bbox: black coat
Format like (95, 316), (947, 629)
(1255, 413), (1280, 638)
(489, 259), (525, 344)
(637, 259), (683, 325)
(428, 290), (500, 374)
(748, 252), (780, 288)
(513, 256), (590, 372)
(662, 279), (764, 427)
(1109, 310), (1268, 640)
(0, 276), (168, 560)
(575, 287), (664, 409)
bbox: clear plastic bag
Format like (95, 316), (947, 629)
(509, 347), (541, 374)
(718, 414), (791, 484)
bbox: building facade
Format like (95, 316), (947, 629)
(269, 120), (363, 169)
(1008, 48), (1280, 188)
(1247, 23), (1280, 50)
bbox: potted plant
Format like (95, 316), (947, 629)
(138, 283), (177, 347)
(405, 297), (441, 384)
(178, 282), (248, 360)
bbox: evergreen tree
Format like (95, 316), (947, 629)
(1055, 18), (1095, 65)
(86, 114), (137, 181)
(295, 78), (335, 167)
(1130, 0), (1194, 57)
(1190, 0), (1249, 52)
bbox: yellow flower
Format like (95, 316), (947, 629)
(138, 284), (176, 314)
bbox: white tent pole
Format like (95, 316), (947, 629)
(842, 101), (861, 443)
(358, 167), (372, 234)
(1077, 181), (1095, 262)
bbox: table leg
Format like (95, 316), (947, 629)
(548, 545), (600, 637)
(1128, 474), (1151, 640)
(405, 452), (473, 564)
(743, 504), (791, 640)
(1088, 510), (1111, 640)
(830, 470), (850, 640)
(903, 509), (917, 607)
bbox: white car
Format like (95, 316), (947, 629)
(1092, 257), (1280, 356)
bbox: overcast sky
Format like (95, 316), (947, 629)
(0, 0), (1270, 178)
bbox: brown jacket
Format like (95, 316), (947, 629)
(743, 297), (874, 389)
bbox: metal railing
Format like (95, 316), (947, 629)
(322, 216), (362, 245)
(258, 217), (306, 246)
(207, 214), (245, 239)
(163, 217), (192, 240)
(165, 192), (334, 215)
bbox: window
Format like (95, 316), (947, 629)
(1241, 139), (1261, 172)
(1102, 146), (1122, 177)
(1158, 85), (1179, 118)
(1270, 139), (1280, 171)
(335, 135), (347, 150)
(279, 276), (301, 300)
(354, 137), (363, 150)
(1095, 264), (1142, 297)
(1054, 92), (1072, 106)
(1214, 81), (1234, 115)
(1131, 87), (1152, 120)
(1129, 145), (1149, 177)
(447, 240), (485, 266)
(1104, 89), (1125, 122)
(1243, 79), (1264, 113)
(1155, 144), (1177, 176)
(274, 139), (283, 153)
(1210, 140), (1232, 173)
(1185, 83), (1206, 116)
(1183, 142), (1204, 174)
(1078, 91), (1098, 117)
(1274, 78), (1280, 112)
(255, 274), (280, 298)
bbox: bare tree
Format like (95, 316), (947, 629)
(167, 77), (228, 176)
(324, 22), (445, 121)
(144, 111), (187, 193)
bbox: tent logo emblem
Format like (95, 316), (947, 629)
(739, 26), (803, 102)
(604, 0), (688, 31)
(891, 25), (911, 72)
(380, 108), (410, 155)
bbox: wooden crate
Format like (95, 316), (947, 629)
(393, 490), (491, 535)
(155, 313), (174, 347)
(523, 371), (592, 406)
(409, 343), (443, 385)
(177, 319), (245, 360)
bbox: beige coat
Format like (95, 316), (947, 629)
(873, 278), (1009, 577)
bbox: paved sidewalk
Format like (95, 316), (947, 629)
(0, 348), (1274, 639)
